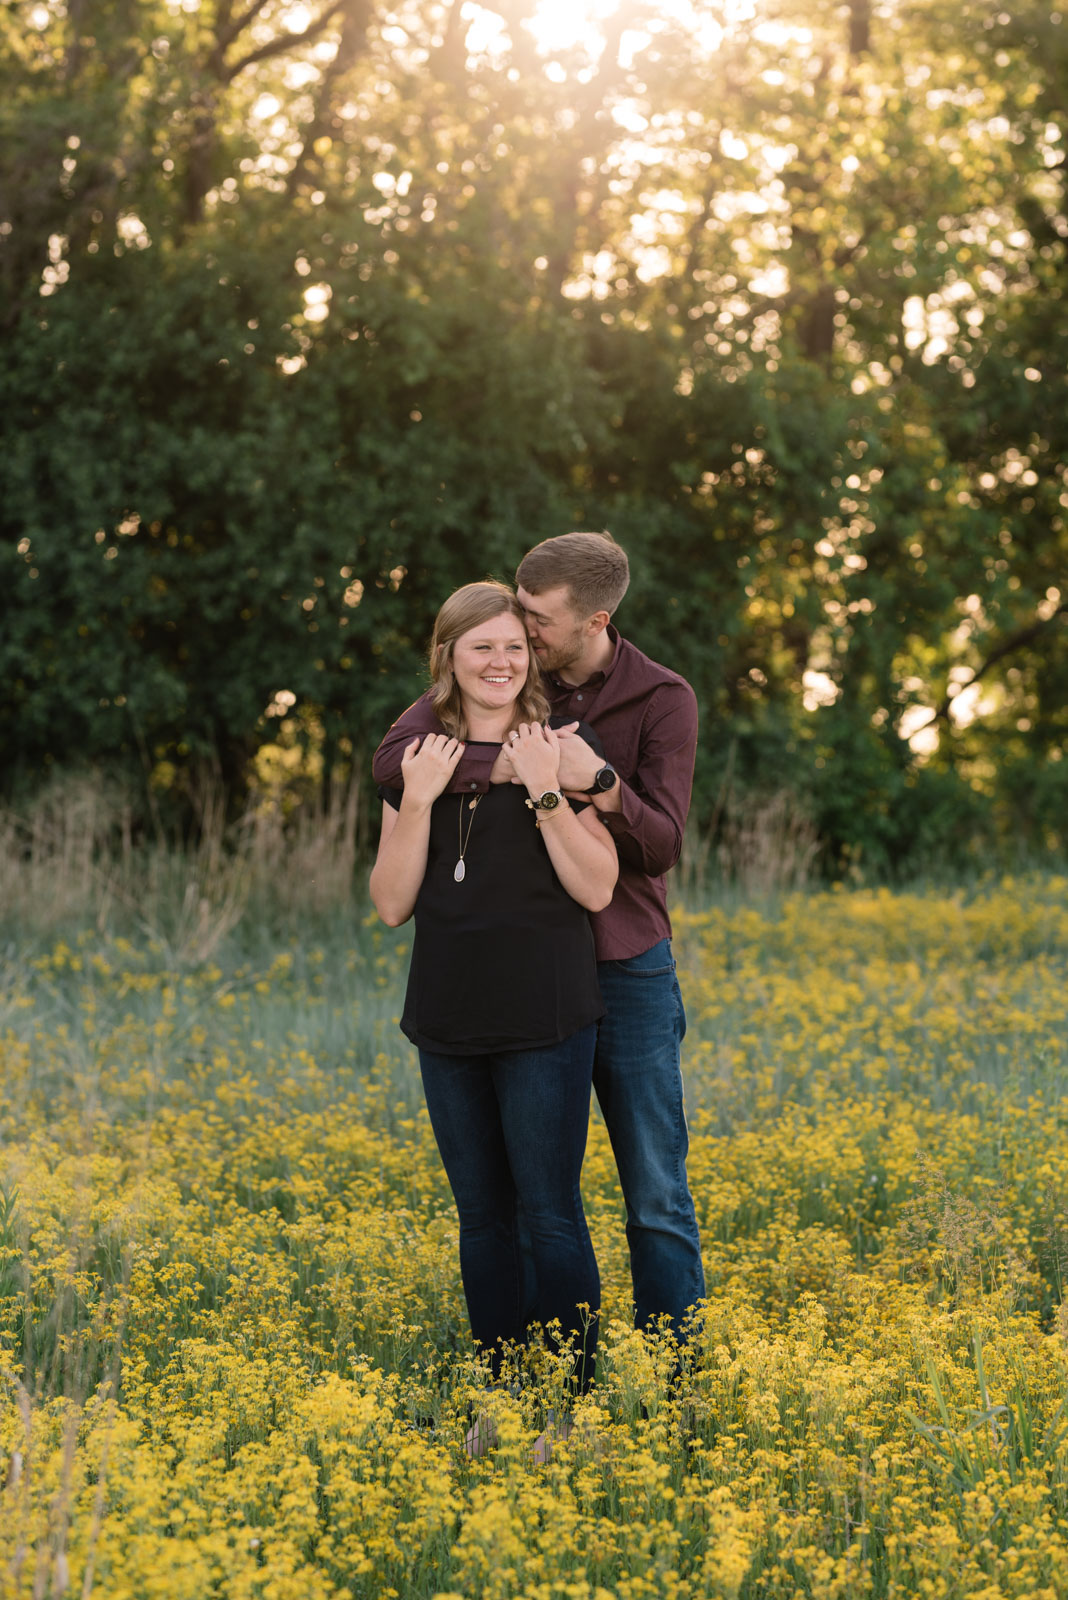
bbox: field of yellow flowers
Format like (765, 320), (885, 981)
(2, 876), (1068, 1600)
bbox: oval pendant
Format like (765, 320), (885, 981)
(453, 859), (466, 882)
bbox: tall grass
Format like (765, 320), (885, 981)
(2, 771), (831, 950)
(2, 778), (1068, 1599)
(1, 770), (363, 958)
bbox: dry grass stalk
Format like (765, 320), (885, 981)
(241, 773), (361, 917)
(0, 773), (133, 931)
(0, 769), (362, 952)
(717, 789), (820, 898)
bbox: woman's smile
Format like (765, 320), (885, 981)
(451, 614), (532, 723)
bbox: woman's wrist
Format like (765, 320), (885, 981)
(399, 790), (436, 815)
(533, 799), (570, 827)
(523, 774), (560, 800)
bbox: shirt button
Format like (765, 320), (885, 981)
(577, 694), (583, 702)
(469, 782), (478, 790)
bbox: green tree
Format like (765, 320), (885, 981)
(2, 0), (1065, 868)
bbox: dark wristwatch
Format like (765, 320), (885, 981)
(586, 765), (618, 794)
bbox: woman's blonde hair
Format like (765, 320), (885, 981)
(428, 582), (549, 739)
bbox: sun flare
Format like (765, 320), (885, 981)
(524, 0), (627, 54)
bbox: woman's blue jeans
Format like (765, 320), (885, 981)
(418, 1022), (600, 1390)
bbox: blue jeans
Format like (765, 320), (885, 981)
(419, 1023), (600, 1390)
(593, 939), (705, 1334)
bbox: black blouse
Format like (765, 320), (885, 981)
(380, 734), (605, 1055)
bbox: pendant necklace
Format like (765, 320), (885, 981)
(454, 794), (482, 882)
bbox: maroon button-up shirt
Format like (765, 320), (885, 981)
(371, 627), (698, 961)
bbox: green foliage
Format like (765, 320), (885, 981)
(2, 0), (1066, 871)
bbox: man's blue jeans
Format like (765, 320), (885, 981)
(419, 1023), (600, 1389)
(593, 939), (705, 1334)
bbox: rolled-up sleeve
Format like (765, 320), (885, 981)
(602, 683), (697, 877)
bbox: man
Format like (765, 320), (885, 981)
(371, 532), (705, 1336)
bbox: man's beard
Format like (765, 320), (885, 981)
(533, 628), (586, 677)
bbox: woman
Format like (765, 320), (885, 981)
(370, 581), (617, 1428)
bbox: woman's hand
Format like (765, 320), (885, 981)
(500, 722), (561, 798)
(400, 734), (465, 808)
(371, 735), (461, 926)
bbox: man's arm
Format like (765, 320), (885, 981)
(370, 691), (502, 793)
(558, 684), (696, 878)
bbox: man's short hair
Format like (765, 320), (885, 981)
(516, 531), (630, 619)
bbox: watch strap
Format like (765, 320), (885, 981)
(525, 789), (564, 811)
(586, 765), (618, 794)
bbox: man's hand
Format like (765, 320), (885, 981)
(554, 729), (605, 795)
(488, 746), (515, 784)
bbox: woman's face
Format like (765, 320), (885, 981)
(450, 611), (530, 718)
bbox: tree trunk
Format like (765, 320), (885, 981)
(849, 0), (871, 58)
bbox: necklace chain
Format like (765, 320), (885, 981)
(454, 794), (482, 883)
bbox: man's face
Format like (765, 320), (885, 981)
(516, 584), (589, 677)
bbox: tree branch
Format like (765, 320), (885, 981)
(211, 0), (274, 69)
(222, 3), (346, 83)
(680, 179), (719, 287)
(285, 0), (373, 198)
(913, 600), (1068, 734)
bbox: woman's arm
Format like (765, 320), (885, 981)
(535, 800), (618, 913)
(503, 724), (618, 913)
(368, 735), (465, 925)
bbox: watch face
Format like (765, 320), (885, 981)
(595, 766), (617, 791)
(538, 790), (561, 809)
